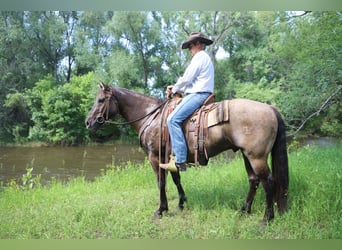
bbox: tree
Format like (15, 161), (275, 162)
(2, 92), (32, 143)
(152, 11), (252, 99)
(59, 11), (78, 82)
(24, 12), (67, 81)
(106, 12), (162, 91)
(1, 11), (340, 144)
(0, 11), (42, 142)
(269, 12), (342, 135)
(74, 11), (113, 76)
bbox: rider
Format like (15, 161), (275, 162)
(159, 32), (214, 172)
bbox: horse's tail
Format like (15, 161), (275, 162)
(271, 107), (289, 214)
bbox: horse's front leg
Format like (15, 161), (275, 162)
(149, 155), (169, 219)
(154, 168), (169, 219)
(170, 171), (187, 211)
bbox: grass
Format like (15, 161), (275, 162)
(0, 144), (341, 239)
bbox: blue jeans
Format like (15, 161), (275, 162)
(167, 92), (211, 163)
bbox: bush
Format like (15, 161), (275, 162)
(25, 73), (99, 145)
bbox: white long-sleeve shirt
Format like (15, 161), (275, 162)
(172, 50), (214, 94)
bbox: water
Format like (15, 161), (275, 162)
(0, 137), (340, 185)
(0, 144), (145, 184)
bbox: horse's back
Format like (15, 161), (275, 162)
(229, 98), (277, 125)
(209, 98), (278, 157)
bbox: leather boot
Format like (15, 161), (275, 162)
(159, 155), (187, 172)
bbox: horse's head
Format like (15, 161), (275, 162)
(85, 82), (119, 131)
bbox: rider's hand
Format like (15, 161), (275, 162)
(166, 85), (173, 99)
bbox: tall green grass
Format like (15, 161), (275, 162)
(0, 144), (341, 239)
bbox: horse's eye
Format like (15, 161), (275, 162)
(98, 98), (105, 104)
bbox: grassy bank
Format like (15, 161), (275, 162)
(0, 144), (341, 239)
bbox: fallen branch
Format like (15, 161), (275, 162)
(288, 85), (341, 137)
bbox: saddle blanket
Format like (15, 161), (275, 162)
(186, 99), (230, 131)
(206, 100), (230, 127)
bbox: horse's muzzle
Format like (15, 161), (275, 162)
(85, 116), (105, 131)
(85, 118), (92, 129)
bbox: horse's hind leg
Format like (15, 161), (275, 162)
(248, 157), (275, 222)
(241, 153), (260, 214)
(170, 171), (187, 211)
(260, 171), (274, 222)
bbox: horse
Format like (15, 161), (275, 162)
(85, 83), (289, 222)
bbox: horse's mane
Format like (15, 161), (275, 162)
(112, 86), (164, 105)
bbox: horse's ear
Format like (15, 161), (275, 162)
(98, 81), (112, 94)
(98, 81), (105, 90)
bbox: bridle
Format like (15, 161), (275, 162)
(96, 90), (167, 126)
(95, 91), (115, 124)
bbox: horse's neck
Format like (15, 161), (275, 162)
(115, 88), (160, 130)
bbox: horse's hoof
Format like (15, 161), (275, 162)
(153, 211), (162, 220)
(260, 214), (274, 225)
(258, 219), (268, 228)
(239, 211), (248, 218)
(240, 205), (251, 214)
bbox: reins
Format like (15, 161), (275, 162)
(96, 88), (171, 184)
(99, 93), (167, 126)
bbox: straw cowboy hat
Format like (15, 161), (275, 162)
(181, 32), (213, 49)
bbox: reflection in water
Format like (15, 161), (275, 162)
(0, 144), (145, 184)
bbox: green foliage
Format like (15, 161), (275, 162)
(220, 11), (341, 136)
(104, 49), (140, 88)
(105, 11), (165, 91)
(1, 92), (31, 143)
(267, 12), (341, 135)
(320, 102), (342, 136)
(21, 167), (41, 190)
(231, 79), (281, 105)
(0, 11), (341, 143)
(74, 11), (113, 76)
(25, 73), (98, 145)
(7, 163), (42, 191)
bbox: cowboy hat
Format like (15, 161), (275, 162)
(181, 32), (213, 49)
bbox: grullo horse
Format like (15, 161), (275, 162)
(85, 83), (289, 222)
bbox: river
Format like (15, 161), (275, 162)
(0, 144), (145, 185)
(0, 137), (340, 185)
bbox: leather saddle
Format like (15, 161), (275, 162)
(160, 94), (229, 166)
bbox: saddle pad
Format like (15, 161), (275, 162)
(207, 100), (229, 127)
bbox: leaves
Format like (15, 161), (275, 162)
(25, 73), (98, 145)
(0, 11), (341, 144)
